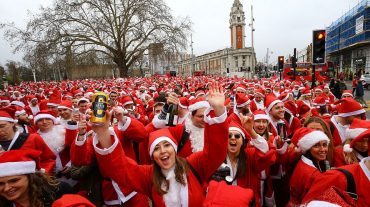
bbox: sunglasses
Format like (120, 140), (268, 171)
(228, 133), (242, 139)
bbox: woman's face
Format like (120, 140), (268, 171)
(309, 140), (328, 161)
(353, 138), (368, 153)
(152, 141), (176, 170)
(254, 119), (268, 135)
(228, 130), (244, 156)
(0, 175), (29, 202)
(306, 122), (324, 132)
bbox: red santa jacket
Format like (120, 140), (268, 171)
(94, 112), (229, 207)
(328, 116), (346, 147)
(289, 156), (322, 205)
(6, 132), (56, 174)
(70, 117), (149, 207)
(233, 140), (277, 207)
(249, 99), (264, 113)
(302, 157), (370, 207)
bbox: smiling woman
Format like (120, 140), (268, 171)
(0, 149), (73, 207)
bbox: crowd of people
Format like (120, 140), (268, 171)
(0, 75), (369, 207)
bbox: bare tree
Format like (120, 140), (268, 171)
(1, 0), (191, 77)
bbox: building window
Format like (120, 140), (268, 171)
(243, 61), (246, 66)
(242, 56), (246, 59)
(237, 17), (241, 22)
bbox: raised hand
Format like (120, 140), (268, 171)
(207, 82), (226, 116)
(240, 113), (258, 139)
(113, 106), (128, 123)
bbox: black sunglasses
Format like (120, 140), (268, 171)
(228, 133), (242, 139)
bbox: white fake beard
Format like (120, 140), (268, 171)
(38, 125), (66, 155)
(185, 117), (205, 152)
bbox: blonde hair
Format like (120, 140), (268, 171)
(342, 139), (360, 165)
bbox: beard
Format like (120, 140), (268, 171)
(185, 117), (205, 153)
(38, 125), (66, 155)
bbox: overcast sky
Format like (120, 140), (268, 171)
(0, 0), (360, 66)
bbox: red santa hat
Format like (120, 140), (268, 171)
(0, 149), (42, 177)
(343, 129), (370, 155)
(291, 127), (330, 153)
(301, 88), (312, 97)
(235, 93), (250, 108)
(120, 96), (134, 106)
(77, 97), (90, 105)
(264, 95), (282, 113)
(52, 194), (95, 207)
(278, 92), (292, 102)
(253, 110), (270, 121)
(236, 84), (248, 93)
(148, 128), (178, 157)
(178, 97), (189, 109)
(0, 106), (17, 123)
(57, 100), (73, 111)
(0, 96), (10, 103)
(195, 90), (206, 98)
(341, 90), (353, 98)
(334, 98), (365, 117)
(14, 106), (27, 117)
(229, 122), (247, 140)
(312, 96), (327, 108)
(254, 88), (265, 97)
(284, 101), (298, 116)
(203, 181), (254, 207)
(34, 110), (57, 124)
(345, 119), (370, 140)
(11, 100), (25, 108)
(188, 97), (210, 112)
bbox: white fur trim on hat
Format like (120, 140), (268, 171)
(11, 101), (25, 108)
(0, 117), (17, 123)
(34, 114), (56, 124)
(15, 110), (26, 117)
(298, 130), (330, 153)
(123, 101), (134, 106)
(236, 86), (247, 92)
(338, 108), (366, 117)
(0, 161), (36, 177)
(343, 144), (353, 153)
(46, 103), (59, 107)
(346, 128), (367, 139)
(149, 136), (178, 157)
(229, 127), (245, 139)
(281, 94), (291, 102)
(77, 98), (90, 105)
(266, 99), (282, 113)
(57, 106), (72, 111)
(237, 100), (251, 108)
(341, 92), (353, 98)
(254, 114), (270, 121)
(307, 201), (341, 207)
(178, 102), (188, 109)
(188, 101), (210, 112)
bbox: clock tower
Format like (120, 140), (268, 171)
(230, 0), (246, 49)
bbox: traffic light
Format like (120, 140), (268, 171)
(292, 56), (297, 68)
(312, 30), (326, 64)
(278, 56), (284, 70)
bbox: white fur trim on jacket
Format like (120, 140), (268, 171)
(93, 127), (120, 155)
(203, 107), (227, 125)
(0, 161), (36, 177)
(298, 130), (330, 153)
(117, 117), (131, 131)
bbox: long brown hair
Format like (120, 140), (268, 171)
(0, 172), (59, 207)
(153, 156), (188, 195)
(303, 116), (334, 166)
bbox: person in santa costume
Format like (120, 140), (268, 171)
(93, 83), (228, 207)
(24, 95), (40, 116)
(250, 88), (265, 112)
(210, 117), (276, 207)
(302, 129), (370, 207)
(14, 107), (35, 134)
(34, 110), (78, 183)
(333, 118), (370, 167)
(264, 95), (291, 137)
(227, 93), (252, 126)
(0, 149), (73, 207)
(0, 107), (56, 174)
(57, 100), (73, 127)
(287, 127), (331, 206)
(296, 88), (312, 118)
(71, 106), (149, 207)
(328, 98), (366, 147)
(52, 194), (96, 207)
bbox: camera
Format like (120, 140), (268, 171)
(210, 163), (233, 185)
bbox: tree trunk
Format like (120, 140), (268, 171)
(118, 64), (128, 77)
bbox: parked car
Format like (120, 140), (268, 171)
(361, 74), (370, 89)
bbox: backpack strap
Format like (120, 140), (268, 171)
(186, 161), (202, 185)
(10, 133), (29, 150)
(177, 127), (190, 153)
(335, 168), (358, 200)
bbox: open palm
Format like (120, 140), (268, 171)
(207, 82), (225, 108)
